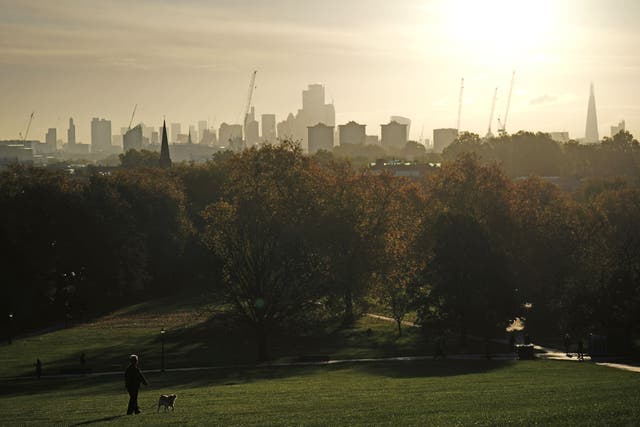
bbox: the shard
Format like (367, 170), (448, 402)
(584, 83), (599, 143)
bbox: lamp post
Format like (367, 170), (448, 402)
(160, 328), (165, 373)
(8, 313), (13, 345)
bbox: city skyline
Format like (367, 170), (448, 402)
(1, 0), (639, 143)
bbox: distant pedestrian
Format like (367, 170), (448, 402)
(35, 359), (42, 379)
(125, 354), (148, 415)
(485, 339), (492, 359)
(577, 339), (584, 361)
(434, 336), (446, 359)
(563, 333), (571, 356)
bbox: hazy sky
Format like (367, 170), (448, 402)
(1, 0), (639, 143)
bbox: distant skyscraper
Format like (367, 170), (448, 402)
(611, 120), (626, 137)
(219, 123), (243, 149)
(200, 129), (216, 145)
(46, 128), (57, 151)
(245, 107), (259, 147)
(585, 83), (599, 143)
(91, 118), (112, 152)
(189, 125), (197, 144)
(197, 120), (208, 142)
(261, 114), (276, 143)
(123, 124), (143, 152)
(338, 121), (366, 145)
(303, 84), (325, 111)
(159, 120), (172, 168)
(433, 128), (458, 153)
(170, 123), (181, 143)
(299, 83), (335, 129)
(381, 121), (408, 149)
(278, 84), (335, 150)
(308, 123), (334, 153)
(277, 113), (296, 141)
(67, 118), (76, 145)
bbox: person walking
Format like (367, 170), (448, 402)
(563, 333), (571, 356)
(125, 354), (148, 415)
(577, 339), (585, 361)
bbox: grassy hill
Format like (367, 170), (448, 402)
(1, 361), (639, 425)
(1, 296), (639, 425)
(1, 294), (515, 379)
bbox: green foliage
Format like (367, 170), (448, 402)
(119, 149), (161, 169)
(6, 140), (640, 359)
(444, 130), (640, 178)
(201, 142), (329, 360)
(421, 213), (515, 339)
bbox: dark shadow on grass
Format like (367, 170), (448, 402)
(69, 415), (124, 426)
(352, 359), (513, 379)
(0, 358), (516, 400)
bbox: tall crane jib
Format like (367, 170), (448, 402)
(456, 77), (464, 131)
(500, 70), (516, 135)
(243, 70), (257, 128)
(487, 87), (498, 138)
(128, 104), (138, 131)
(20, 111), (35, 141)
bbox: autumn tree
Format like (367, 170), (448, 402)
(415, 154), (517, 341)
(370, 175), (425, 336)
(201, 142), (328, 361)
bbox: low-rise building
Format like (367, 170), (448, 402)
(308, 123), (334, 153)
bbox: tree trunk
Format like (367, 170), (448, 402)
(256, 325), (269, 362)
(396, 319), (403, 337)
(343, 289), (354, 326)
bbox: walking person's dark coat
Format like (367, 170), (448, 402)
(124, 355), (148, 415)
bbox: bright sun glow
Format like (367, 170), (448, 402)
(437, 0), (556, 62)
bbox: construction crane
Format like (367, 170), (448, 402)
(456, 78), (464, 130)
(19, 111), (35, 141)
(486, 87), (498, 139)
(127, 104), (137, 131)
(499, 70), (515, 134)
(243, 70), (257, 128)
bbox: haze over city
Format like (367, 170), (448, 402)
(1, 0), (639, 143)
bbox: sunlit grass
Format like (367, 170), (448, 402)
(1, 360), (639, 426)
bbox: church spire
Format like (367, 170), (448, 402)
(159, 120), (172, 168)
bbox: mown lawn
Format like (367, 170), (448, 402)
(0, 360), (638, 426)
(0, 296), (509, 378)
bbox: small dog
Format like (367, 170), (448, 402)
(157, 394), (177, 412)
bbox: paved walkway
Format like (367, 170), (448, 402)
(365, 313), (640, 373)
(0, 352), (519, 382)
(1, 314), (637, 381)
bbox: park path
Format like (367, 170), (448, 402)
(2, 314), (638, 381)
(365, 313), (640, 373)
(0, 352), (518, 382)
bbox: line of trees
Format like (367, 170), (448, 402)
(444, 130), (640, 177)
(2, 138), (640, 360)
